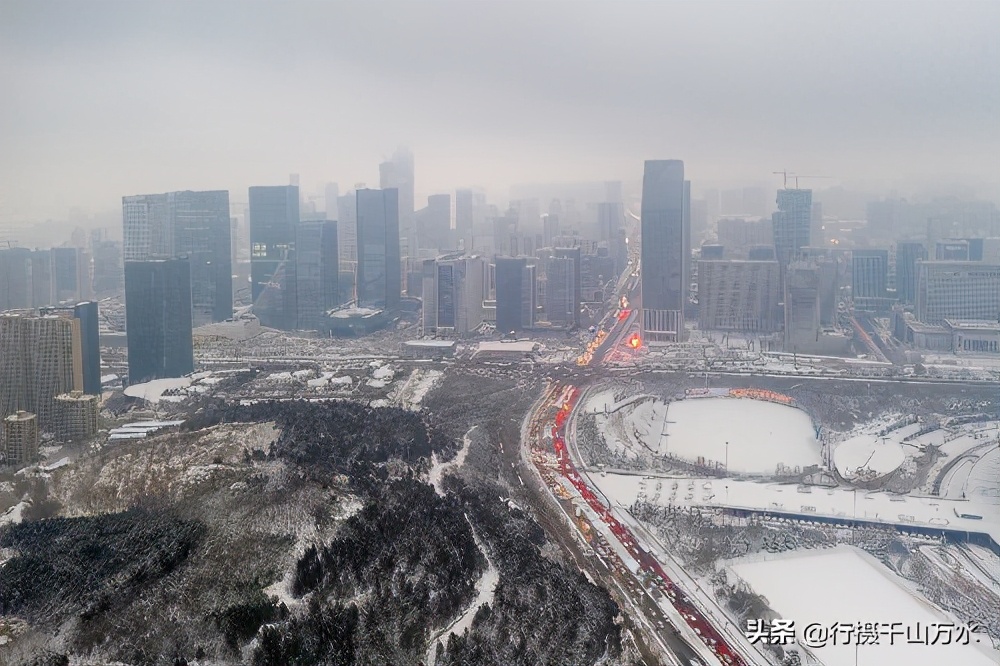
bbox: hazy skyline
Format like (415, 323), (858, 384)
(2, 0), (998, 221)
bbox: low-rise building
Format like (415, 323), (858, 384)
(54, 390), (100, 441)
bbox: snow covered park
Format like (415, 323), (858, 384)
(729, 546), (998, 666)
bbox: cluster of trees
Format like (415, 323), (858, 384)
(251, 479), (485, 664)
(182, 399), (459, 485)
(0, 508), (204, 625)
(437, 478), (622, 666)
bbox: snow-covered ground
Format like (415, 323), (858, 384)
(664, 397), (821, 475)
(728, 546), (998, 666)
(428, 426), (477, 495)
(391, 369), (442, 410)
(832, 422), (924, 481)
(123, 376), (192, 403)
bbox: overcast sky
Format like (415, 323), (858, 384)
(2, 0), (998, 220)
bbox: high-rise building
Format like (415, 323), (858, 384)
(51, 247), (82, 302)
(417, 194), (451, 251)
(640, 159), (688, 342)
(544, 255), (576, 327)
(783, 261), (821, 352)
(0, 313), (83, 429)
(0, 248), (32, 310)
(294, 221), (339, 330)
(543, 214), (560, 249)
(337, 191), (358, 270)
(851, 250), (889, 306)
(456, 189), (475, 252)
(916, 261), (1000, 324)
(3, 411), (38, 466)
(91, 239), (123, 295)
(935, 239), (971, 261)
(123, 190), (232, 326)
(717, 217), (773, 254)
(29, 250), (54, 306)
(597, 202), (627, 278)
(379, 147), (415, 255)
(553, 247), (581, 327)
(54, 391), (99, 441)
(495, 257), (533, 332)
(356, 188), (401, 310)
(39, 302), (101, 395)
(698, 260), (781, 333)
(895, 242), (928, 305)
(773, 188), (813, 276)
(124, 259), (194, 384)
(423, 255), (486, 335)
(249, 186), (299, 329)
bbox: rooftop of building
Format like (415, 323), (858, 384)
(403, 339), (458, 348)
(475, 340), (538, 353)
(943, 319), (1000, 331)
(4, 411), (36, 422)
(55, 391), (99, 402)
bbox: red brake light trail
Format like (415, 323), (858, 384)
(628, 333), (641, 349)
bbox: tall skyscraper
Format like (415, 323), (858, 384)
(495, 257), (531, 332)
(356, 188), (401, 310)
(422, 255), (487, 335)
(417, 194), (451, 251)
(123, 190), (232, 326)
(773, 188), (813, 276)
(0, 248), (32, 310)
(896, 241), (928, 305)
(784, 261), (821, 352)
(294, 220), (339, 330)
(0, 313), (83, 429)
(597, 202), (627, 280)
(851, 250), (889, 305)
(124, 259), (194, 384)
(553, 247), (581, 327)
(39, 302), (101, 396)
(544, 254), (576, 327)
(640, 159), (688, 342)
(379, 147), (415, 254)
(249, 185), (299, 329)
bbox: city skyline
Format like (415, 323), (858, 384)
(3, 0), (1000, 221)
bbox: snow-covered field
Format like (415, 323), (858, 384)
(729, 546), (998, 666)
(832, 422), (924, 481)
(123, 376), (192, 402)
(664, 397), (821, 475)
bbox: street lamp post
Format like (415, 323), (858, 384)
(725, 441), (729, 474)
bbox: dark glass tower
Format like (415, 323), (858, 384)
(124, 259), (194, 384)
(356, 188), (401, 310)
(249, 186), (300, 329)
(295, 220), (339, 330)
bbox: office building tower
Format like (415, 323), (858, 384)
(324, 182), (340, 216)
(698, 260), (781, 333)
(935, 239), (970, 261)
(456, 189), (475, 252)
(0, 248), (32, 310)
(773, 188), (813, 275)
(495, 257), (534, 332)
(123, 190), (232, 326)
(249, 186), (299, 329)
(916, 261), (1000, 324)
(124, 259), (194, 384)
(492, 212), (517, 257)
(420, 259), (437, 333)
(51, 247), (82, 302)
(356, 188), (401, 310)
(3, 411), (38, 465)
(544, 255), (576, 327)
(553, 247), (581, 327)
(91, 240), (123, 295)
(29, 250), (54, 307)
(379, 147), (415, 254)
(54, 391), (99, 441)
(424, 255), (486, 335)
(597, 202), (627, 277)
(337, 191), (358, 269)
(784, 261), (821, 351)
(39, 302), (100, 395)
(895, 242), (928, 305)
(543, 214), (560, 249)
(683, 180), (692, 305)
(295, 221), (339, 330)
(417, 194), (451, 251)
(851, 250), (889, 309)
(640, 159), (688, 342)
(0, 313), (83, 429)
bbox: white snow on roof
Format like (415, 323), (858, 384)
(476, 340), (537, 353)
(730, 546), (997, 666)
(42, 457), (71, 471)
(123, 377), (192, 403)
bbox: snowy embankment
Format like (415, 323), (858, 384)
(391, 369), (443, 410)
(428, 426), (477, 495)
(425, 516), (499, 666)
